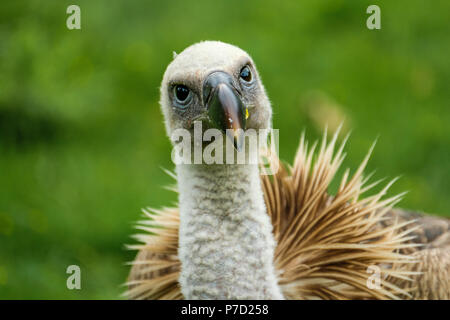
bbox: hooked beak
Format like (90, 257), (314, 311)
(203, 71), (246, 151)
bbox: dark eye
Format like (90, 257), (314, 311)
(174, 85), (191, 103)
(239, 66), (252, 82)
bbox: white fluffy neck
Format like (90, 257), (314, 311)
(176, 161), (283, 299)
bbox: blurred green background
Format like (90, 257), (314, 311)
(0, 0), (449, 299)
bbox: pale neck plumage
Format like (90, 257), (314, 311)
(176, 161), (283, 299)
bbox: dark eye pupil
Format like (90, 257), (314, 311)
(175, 85), (190, 101)
(240, 66), (252, 82)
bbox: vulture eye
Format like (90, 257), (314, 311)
(239, 66), (252, 83)
(173, 85), (192, 107)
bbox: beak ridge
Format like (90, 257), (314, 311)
(203, 72), (246, 151)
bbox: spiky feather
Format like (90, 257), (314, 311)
(124, 130), (448, 300)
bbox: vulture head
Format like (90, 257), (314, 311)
(160, 41), (272, 151)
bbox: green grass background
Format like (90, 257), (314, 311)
(0, 0), (449, 299)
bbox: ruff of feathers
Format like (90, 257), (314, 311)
(124, 128), (422, 300)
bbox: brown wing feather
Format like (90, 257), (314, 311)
(380, 209), (450, 299)
(382, 209), (450, 251)
(390, 244), (450, 299)
(125, 130), (449, 299)
(125, 208), (182, 300)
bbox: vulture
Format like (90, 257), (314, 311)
(125, 41), (450, 300)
